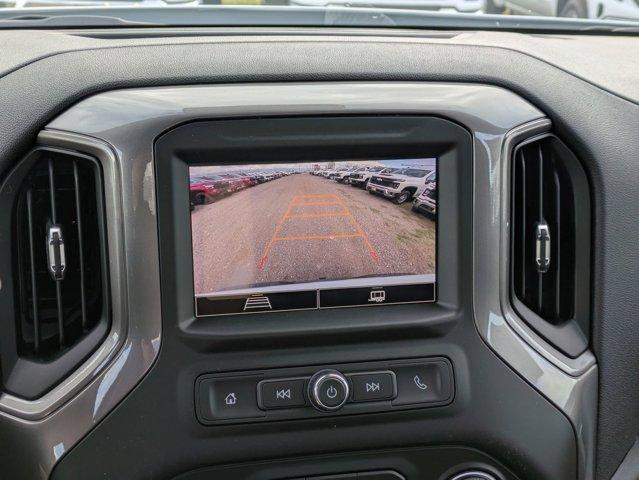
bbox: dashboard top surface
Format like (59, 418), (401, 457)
(1, 29), (638, 104)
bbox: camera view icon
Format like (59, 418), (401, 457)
(368, 290), (386, 303)
(244, 295), (272, 311)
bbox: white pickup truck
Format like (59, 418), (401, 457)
(348, 166), (397, 188)
(366, 167), (436, 204)
(331, 166), (359, 182)
(412, 172), (437, 216)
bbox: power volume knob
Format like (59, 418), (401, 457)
(449, 472), (498, 480)
(308, 369), (350, 412)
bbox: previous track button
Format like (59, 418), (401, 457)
(258, 378), (307, 409)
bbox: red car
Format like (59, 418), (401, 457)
(189, 180), (221, 209)
(220, 173), (256, 189)
(189, 174), (233, 208)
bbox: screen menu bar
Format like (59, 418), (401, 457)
(195, 283), (435, 317)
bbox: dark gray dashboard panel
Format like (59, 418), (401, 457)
(4, 82), (587, 480)
(42, 84), (580, 480)
(0, 34), (636, 480)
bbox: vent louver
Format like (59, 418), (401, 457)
(0, 149), (110, 399)
(16, 156), (104, 358)
(511, 135), (591, 358)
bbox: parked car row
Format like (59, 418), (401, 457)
(310, 165), (437, 217)
(5, 0), (638, 20)
(190, 169), (295, 208)
(311, 165), (395, 184)
(289, 0), (639, 20)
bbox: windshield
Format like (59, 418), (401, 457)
(1, 0), (638, 28)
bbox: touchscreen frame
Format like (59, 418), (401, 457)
(154, 115), (471, 335)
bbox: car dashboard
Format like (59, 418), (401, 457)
(0, 26), (638, 480)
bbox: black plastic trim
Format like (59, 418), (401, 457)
(154, 116), (462, 346)
(171, 445), (516, 480)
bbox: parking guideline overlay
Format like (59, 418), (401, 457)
(257, 194), (380, 271)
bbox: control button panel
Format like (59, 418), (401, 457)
(195, 357), (453, 425)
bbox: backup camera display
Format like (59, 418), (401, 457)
(190, 159), (437, 316)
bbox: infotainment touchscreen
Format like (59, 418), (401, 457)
(190, 159), (437, 316)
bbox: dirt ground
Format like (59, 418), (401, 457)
(191, 174), (436, 295)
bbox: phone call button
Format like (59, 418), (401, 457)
(390, 361), (453, 406)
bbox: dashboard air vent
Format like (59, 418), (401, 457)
(0, 148), (110, 399)
(16, 155), (105, 358)
(510, 135), (590, 358)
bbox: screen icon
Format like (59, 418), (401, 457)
(244, 295), (272, 311)
(276, 388), (291, 400)
(325, 385), (338, 399)
(366, 382), (380, 392)
(368, 289), (386, 303)
(413, 375), (428, 391)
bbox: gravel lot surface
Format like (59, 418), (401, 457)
(191, 174), (436, 295)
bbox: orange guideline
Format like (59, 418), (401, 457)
(257, 194), (379, 270)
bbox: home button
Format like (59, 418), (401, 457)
(197, 375), (265, 421)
